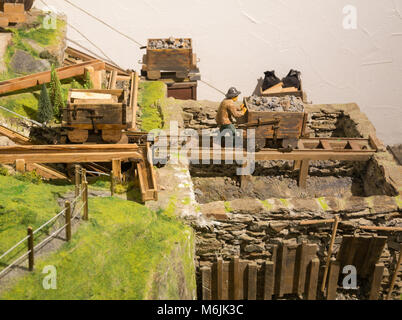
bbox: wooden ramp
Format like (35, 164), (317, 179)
(137, 143), (158, 202)
(0, 60), (105, 95)
(26, 163), (69, 181)
(0, 124), (31, 145)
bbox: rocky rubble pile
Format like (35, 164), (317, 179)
(246, 95), (304, 112)
(149, 37), (191, 49)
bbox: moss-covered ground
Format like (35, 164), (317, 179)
(0, 173), (73, 269)
(138, 81), (165, 132)
(0, 196), (194, 300)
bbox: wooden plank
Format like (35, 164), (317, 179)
(26, 163), (69, 181)
(305, 258), (320, 300)
(201, 266), (212, 300)
(0, 60), (105, 95)
(247, 263), (257, 300)
(222, 261), (230, 300)
(0, 125), (31, 145)
(264, 261), (275, 300)
(233, 256), (241, 300)
(294, 244), (317, 295)
(298, 159), (310, 188)
(217, 258), (223, 300)
(369, 263), (385, 300)
(64, 47), (129, 75)
(131, 71), (139, 130)
(326, 259), (340, 300)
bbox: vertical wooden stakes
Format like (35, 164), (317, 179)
(321, 215), (340, 292)
(65, 201), (71, 242)
(298, 159), (310, 188)
(110, 170), (115, 196)
(27, 226), (34, 271)
(83, 182), (89, 221)
(369, 263), (385, 300)
(75, 165), (80, 197)
(201, 266), (212, 300)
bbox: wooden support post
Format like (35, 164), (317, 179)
(386, 244), (402, 300)
(15, 159), (25, 173)
(247, 263), (257, 300)
(293, 160), (301, 171)
(65, 201), (72, 241)
(93, 70), (103, 89)
(83, 182), (89, 221)
(112, 159), (122, 182)
(131, 71), (139, 130)
(110, 170), (115, 196)
(298, 159), (310, 188)
(233, 256), (240, 300)
(109, 70), (117, 89)
(84, 66), (95, 86)
(326, 259), (340, 300)
(201, 266), (212, 300)
(305, 258), (319, 300)
(217, 258), (223, 300)
(321, 215), (340, 292)
(75, 165), (81, 197)
(264, 261), (275, 300)
(27, 226), (34, 271)
(369, 263), (385, 300)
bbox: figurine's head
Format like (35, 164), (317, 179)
(226, 87), (241, 100)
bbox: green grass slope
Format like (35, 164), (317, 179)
(138, 81), (166, 132)
(1, 197), (195, 300)
(0, 174), (73, 268)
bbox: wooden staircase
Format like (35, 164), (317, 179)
(137, 143), (158, 202)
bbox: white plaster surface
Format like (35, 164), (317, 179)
(36, 0), (402, 145)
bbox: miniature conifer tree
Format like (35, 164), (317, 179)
(49, 64), (65, 118)
(37, 84), (53, 124)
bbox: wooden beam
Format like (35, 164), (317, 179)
(201, 266), (212, 300)
(0, 125), (31, 145)
(15, 159), (25, 173)
(305, 258), (319, 300)
(0, 144), (142, 164)
(130, 71), (139, 130)
(369, 263), (385, 300)
(326, 259), (340, 300)
(321, 216), (340, 292)
(298, 159), (310, 188)
(233, 256), (241, 300)
(108, 70), (118, 89)
(217, 258), (223, 300)
(247, 263), (257, 300)
(0, 60), (105, 95)
(264, 261), (275, 300)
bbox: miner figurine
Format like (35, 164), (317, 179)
(216, 87), (247, 137)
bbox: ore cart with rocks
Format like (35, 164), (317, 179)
(141, 37), (200, 80)
(240, 95), (308, 151)
(61, 89), (130, 144)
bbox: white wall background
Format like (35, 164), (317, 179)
(36, 0), (402, 145)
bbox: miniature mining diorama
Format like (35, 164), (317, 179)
(0, 2), (400, 302)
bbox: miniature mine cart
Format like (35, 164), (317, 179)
(239, 95), (308, 151)
(0, 0), (35, 27)
(141, 37), (200, 81)
(62, 89), (130, 144)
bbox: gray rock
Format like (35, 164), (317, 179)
(10, 50), (50, 74)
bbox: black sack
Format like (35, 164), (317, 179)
(262, 70), (281, 91)
(282, 69), (301, 90)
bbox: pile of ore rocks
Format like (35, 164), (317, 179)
(149, 37), (191, 49)
(246, 95), (304, 112)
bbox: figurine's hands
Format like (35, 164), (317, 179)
(241, 104), (248, 115)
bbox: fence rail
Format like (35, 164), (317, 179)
(0, 166), (89, 278)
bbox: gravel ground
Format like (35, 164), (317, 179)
(246, 95), (304, 112)
(149, 38), (191, 49)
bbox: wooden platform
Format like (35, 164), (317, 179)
(0, 60), (105, 95)
(0, 124), (31, 145)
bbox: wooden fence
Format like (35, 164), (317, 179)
(0, 167), (89, 277)
(201, 238), (399, 300)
